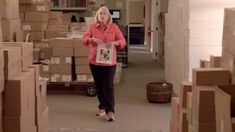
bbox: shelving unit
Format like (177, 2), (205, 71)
(51, 7), (87, 11)
(51, 0), (87, 11)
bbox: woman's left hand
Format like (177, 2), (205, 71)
(107, 41), (119, 47)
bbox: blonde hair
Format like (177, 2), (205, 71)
(94, 6), (113, 24)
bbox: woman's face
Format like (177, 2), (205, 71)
(98, 10), (109, 24)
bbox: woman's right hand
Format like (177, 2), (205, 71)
(88, 38), (103, 45)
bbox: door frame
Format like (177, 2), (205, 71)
(126, 0), (148, 47)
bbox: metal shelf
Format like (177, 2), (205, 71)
(51, 7), (87, 11)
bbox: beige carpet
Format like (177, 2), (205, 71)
(48, 49), (171, 132)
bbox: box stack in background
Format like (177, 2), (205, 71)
(20, 3), (49, 42)
(45, 11), (68, 39)
(74, 38), (92, 82)
(33, 40), (51, 62)
(199, 60), (210, 68)
(62, 13), (71, 25)
(210, 55), (221, 68)
(49, 38), (73, 82)
(0, 0), (21, 42)
(20, 0), (51, 42)
(49, 11), (63, 25)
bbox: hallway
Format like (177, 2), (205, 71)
(48, 50), (171, 132)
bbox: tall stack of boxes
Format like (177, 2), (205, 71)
(49, 11), (63, 25)
(0, 15), (4, 132)
(170, 68), (231, 132)
(170, 97), (180, 132)
(170, 8), (235, 132)
(74, 38), (92, 82)
(62, 13), (71, 25)
(45, 11), (67, 39)
(178, 82), (192, 132)
(0, 0), (21, 42)
(3, 43), (31, 132)
(2, 41), (48, 132)
(191, 68), (230, 132)
(49, 38), (73, 82)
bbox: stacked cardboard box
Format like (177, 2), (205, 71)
(49, 11), (63, 25)
(74, 38), (92, 82)
(20, 0), (50, 42)
(170, 97), (180, 132)
(3, 42), (33, 70)
(222, 8), (235, 84)
(40, 59), (51, 80)
(179, 82), (192, 132)
(170, 68), (231, 132)
(190, 68), (230, 132)
(2, 44), (35, 132)
(49, 38), (73, 82)
(0, 16), (4, 132)
(199, 60), (210, 68)
(29, 65), (48, 132)
(45, 11), (68, 39)
(62, 13), (71, 25)
(2, 43), (48, 132)
(0, 0), (21, 42)
(33, 40), (51, 61)
(210, 55), (221, 68)
(4, 69), (37, 132)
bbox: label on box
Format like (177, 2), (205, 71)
(36, 6), (46, 12)
(34, 42), (49, 48)
(62, 75), (71, 82)
(51, 57), (60, 64)
(43, 65), (49, 72)
(77, 75), (87, 82)
(22, 25), (31, 31)
(50, 76), (57, 82)
(51, 74), (60, 82)
(65, 57), (72, 64)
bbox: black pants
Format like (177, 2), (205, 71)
(89, 64), (116, 113)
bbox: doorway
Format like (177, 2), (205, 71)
(126, 0), (160, 59)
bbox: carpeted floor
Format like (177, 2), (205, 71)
(48, 48), (171, 132)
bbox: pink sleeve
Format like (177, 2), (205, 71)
(82, 25), (93, 47)
(114, 25), (126, 49)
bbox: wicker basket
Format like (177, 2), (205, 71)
(146, 82), (173, 103)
